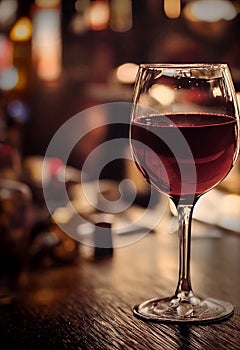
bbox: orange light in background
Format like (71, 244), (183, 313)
(32, 5), (62, 81)
(36, 44), (61, 81)
(84, 0), (110, 31)
(183, 0), (237, 22)
(35, 0), (60, 8)
(9, 17), (32, 91)
(52, 207), (74, 225)
(110, 0), (132, 32)
(10, 17), (32, 42)
(116, 63), (138, 84)
(164, 0), (181, 19)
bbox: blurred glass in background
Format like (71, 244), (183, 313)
(0, 179), (32, 304)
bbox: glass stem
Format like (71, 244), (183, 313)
(175, 204), (194, 299)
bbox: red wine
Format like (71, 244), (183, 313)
(130, 113), (237, 203)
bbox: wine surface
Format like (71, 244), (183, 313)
(130, 113), (237, 203)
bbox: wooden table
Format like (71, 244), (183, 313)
(0, 217), (239, 350)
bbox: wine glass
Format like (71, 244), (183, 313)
(130, 63), (239, 323)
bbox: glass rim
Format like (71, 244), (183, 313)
(139, 63), (229, 70)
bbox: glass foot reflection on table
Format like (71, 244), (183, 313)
(133, 296), (234, 324)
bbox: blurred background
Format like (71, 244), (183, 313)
(0, 0), (240, 287)
(0, 0), (240, 164)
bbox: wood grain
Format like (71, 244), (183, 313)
(0, 225), (239, 349)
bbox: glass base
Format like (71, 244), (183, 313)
(133, 295), (234, 323)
